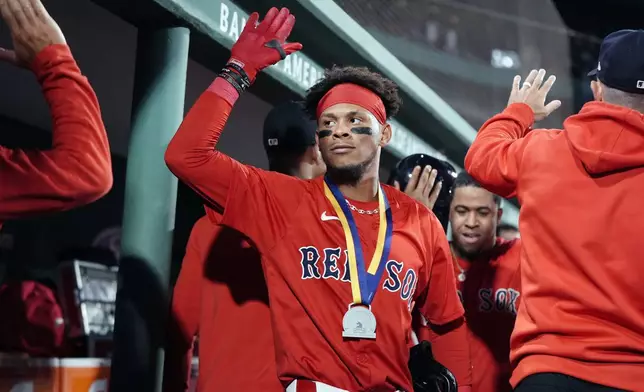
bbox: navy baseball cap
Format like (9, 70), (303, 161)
(587, 29), (644, 94)
(263, 101), (317, 155)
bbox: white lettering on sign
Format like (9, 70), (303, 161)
(219, 4), (246, 41)
(219, 3), (228, 32)
(276, 54), (322, 90)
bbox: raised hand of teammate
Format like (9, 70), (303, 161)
(229, 7), (302, 83)
(0, 0), (66, 68)
(507, 68), (561, 122)
(394, 165), (442, 210)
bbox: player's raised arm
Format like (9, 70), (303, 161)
(0, 0), (112, 221)
(164, 8), (302, 212)
(464, 69), (561, 198)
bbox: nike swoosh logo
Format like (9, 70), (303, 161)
(321, 211), (339, 221)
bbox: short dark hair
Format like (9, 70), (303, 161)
(602, 83), (644, 112)
(267, 151), (305, 175)
(453, 171), (502, 206)
(304, 65), (402, 120)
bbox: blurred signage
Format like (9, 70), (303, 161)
(209, 0), (442, 159)
(0, 357), (109, 392)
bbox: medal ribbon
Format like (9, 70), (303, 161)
(323, 177), (393, 305)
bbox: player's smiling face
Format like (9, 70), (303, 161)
(449, 186), (501, 258)
(316, 103), (390, 177)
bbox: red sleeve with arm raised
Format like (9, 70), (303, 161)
(464, 103), (536, 198)
(163, 216), (214, 392)
(165, 82), (308, 251)
(164, 89), (235, 211)
(0, 44), (112, 220)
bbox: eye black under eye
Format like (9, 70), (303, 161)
(351, 127), (373, 135)
(318, 130), (332, 138)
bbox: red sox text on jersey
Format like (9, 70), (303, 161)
(299, 246), (418, 309)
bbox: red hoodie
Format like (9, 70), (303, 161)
(0, 45), (112, 226)
(465, 102), (644, 391)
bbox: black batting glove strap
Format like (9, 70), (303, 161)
(224, 62), (252, 87)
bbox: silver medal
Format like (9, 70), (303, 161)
(342, 305), (377, 339)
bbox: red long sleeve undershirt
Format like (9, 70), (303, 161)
(0, 44), (112, 223)
(423, 318), (472, 391)
(165, 80), (239, 212)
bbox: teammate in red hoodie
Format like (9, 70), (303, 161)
(163, 101), (326, 391)
(465, 29), (644, 391)
(166, 8), (469, 391)
(0, 0), (112, 227)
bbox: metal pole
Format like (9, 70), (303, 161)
(109, 27), (190, 392)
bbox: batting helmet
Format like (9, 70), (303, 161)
(387, 154), (457, 232)
(408, 340), (458, 392)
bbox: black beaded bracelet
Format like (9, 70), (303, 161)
(220, 67), (251, 90)
(225, 62), (252, 87)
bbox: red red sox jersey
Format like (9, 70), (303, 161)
(456, 238), (521, 392)
(165, 90), (466, 391)
(220, 174), (464, 391)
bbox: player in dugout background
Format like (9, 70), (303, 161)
(163, 101), (326, 392)
(0, 0), (112, 228)
(165, 7), (471, 392)
(416, 172), (521, 392)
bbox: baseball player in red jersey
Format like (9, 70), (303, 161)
(165, 7), (469, 391)
(419, 172), (521, 392)
(163, 102), (325, 392)
(0, 0), (112, 228)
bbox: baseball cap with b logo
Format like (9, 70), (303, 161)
(588, 29), (644, 94)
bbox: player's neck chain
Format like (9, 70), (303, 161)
(450, 248), (467, 282)
(345, 200), (379, 215)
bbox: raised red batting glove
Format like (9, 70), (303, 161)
(229, 7), (302, 83)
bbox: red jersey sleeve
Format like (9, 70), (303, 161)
(430, 319), (472, 390)
(0, 44), (112, 220)
(464, 103), (536, 198)
(416, 215), (464, 325)
(163, 216), (214, 392)
(165, 84), (308, 250)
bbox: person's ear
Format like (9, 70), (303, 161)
(379, 123), (392, 147)
(591, 80), (603, 102)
